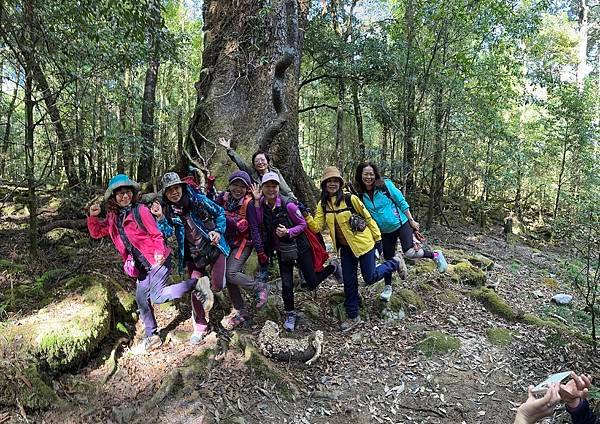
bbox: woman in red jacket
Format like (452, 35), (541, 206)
(87, 174), (212, 354)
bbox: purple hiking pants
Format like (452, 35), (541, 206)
(136, 257), (197, 336)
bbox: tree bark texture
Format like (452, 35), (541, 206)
(24, 0), (38, 257)
(352, 82), (365, 162)
(137, 56), (160, 182)
(189, 0), (314, 203)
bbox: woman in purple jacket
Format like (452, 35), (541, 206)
(215, 170), (269, 330)
(87, 174), (211, 354)
(253, 172), (337, 332)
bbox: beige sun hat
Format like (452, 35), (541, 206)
(320, 166), (345, 186)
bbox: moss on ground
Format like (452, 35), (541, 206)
(438, 289), (460, 304)
(303, 302), (321, 321)
(485, 327), (513, 346)
(0, 363), (58, 409)
(416, 331), (460, 357)
(471, 288), (521, 321)
(449, 262), (486, 286)
(397, 288), (425, 311)
(414, 260), (437, 275)
(256, 297), (281, 323)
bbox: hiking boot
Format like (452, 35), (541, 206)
(221, 310), (249, 331)
(340, 316), (362, 332)
(194, 276), (214, 321)
(434, 251), (448, 273)
(189, 327), (208, 345)
(331, 259), (343, 284)
(380, 285), (393, 302)
(393, 255), (408, 280)
(131, 334), (162, 354)
(255, 282), (269, 309)
(283, 311), (297, 332)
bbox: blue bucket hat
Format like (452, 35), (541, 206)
(104, 174), (140, 201)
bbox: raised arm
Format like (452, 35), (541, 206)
(219, 137), (255, 176)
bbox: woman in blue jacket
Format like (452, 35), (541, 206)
(354, 162), (447, 301)
(154, 172), (230, 345)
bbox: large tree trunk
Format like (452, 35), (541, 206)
(188, 0), (314, 203)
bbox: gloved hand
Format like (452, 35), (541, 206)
(257, 251), (269, 265)
(375, 240), (383, 257)
(297, 202), (310, 217)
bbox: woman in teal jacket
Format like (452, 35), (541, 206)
(154, 172), (230, 345)
(354, 162), (447, 301)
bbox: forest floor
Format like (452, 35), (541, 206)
(0, 192), (598, 424)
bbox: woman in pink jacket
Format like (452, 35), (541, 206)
(87, 174), (212, 353)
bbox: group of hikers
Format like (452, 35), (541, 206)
(87, 139), (448, 352)
(86, 140), (597, 423)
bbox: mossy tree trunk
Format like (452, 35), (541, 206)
(188, 0), (315, 203)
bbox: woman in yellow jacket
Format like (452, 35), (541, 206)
(304, 166), (403, 332)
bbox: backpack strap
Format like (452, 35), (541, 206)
(239, 196), (252, 220)
(116, 210), (152, 271)
(132, 204), (148, 234)
(323, 193), (356, 215)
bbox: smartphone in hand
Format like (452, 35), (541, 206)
(531, 371), (572, 396)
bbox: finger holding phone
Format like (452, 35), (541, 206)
(514, 383), (561, 424)
(560, 372), (593, 409)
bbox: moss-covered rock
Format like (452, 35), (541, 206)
(0, 362), (58, 409)
(0, 277), (111, 408)
(449, 262), (486, 287)
(108, 280), (137, 327)
(1, 202), (29, 219)
(485, 327), (513, 346)
(467, 254), (494, 271)
(415, 331), (460, 357)
(332, 303), (347, 322)
(471, 287), (522, 321)
(328, 290), (346, 305)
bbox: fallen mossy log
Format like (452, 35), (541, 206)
(470, 288), (592, 345)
